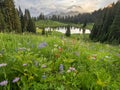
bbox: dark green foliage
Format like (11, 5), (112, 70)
(0, 0), (21, 33)
(90, 9), (105, 40)
(38, 13), (45, 20)
(0, 0), (36, 33)
(82, 20), (87, 28)
(0, 0), (6, 32)
(19, 7), (25, 32)
(14, 9), (22, 33)
(27, 18), (36, 33)
(24, 9), (30, 32)
(65, 25), (71, 37)
(22, 9), (36, 33)
(90, 1), (120, 44)
(42, 28), (45, 35)
(82, 21), (87, 34)
(0, 9), (5, 32)
(48, 13), (93, 24)
(3, 0), (21, 32)
(108, 2), (120, 44)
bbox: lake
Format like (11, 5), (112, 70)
(45, 27), (91, 34)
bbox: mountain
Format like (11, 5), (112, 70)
(46, 11), (80, 17)
(46, 5), (86, 17)
(46, 11), (66, 17)
(66, 11), (80, 16)
(29, 5), (88, 17)
(67, 5), (84, 12)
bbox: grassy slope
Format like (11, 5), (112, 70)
(85, 23), (94, 30)
(35, 20), (67, 28)
(0, 33), (120, 89)
(35, 20), (93, 30)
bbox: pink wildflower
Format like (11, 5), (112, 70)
(0, 63), (7, 67)
(41, 64), (47, 68)
(12, 77), (20, 83)
(0, 80), (8, 86)
(23, 64), (27, 67)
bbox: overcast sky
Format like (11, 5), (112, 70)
(14, 0), (118, 16)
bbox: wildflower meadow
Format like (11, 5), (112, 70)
(0, 33), (120, 90)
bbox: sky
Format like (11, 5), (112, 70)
(14, 0), (118, 16)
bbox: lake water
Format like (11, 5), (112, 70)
(45, 27), (91, 34)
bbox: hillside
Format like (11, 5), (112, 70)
(35, 20), (67, 28)
(35, 20), (93, 30)
(0, 33), (120, 89)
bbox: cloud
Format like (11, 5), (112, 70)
(76, 0), (98, 12)
(14, 0), (118, 16)
(97, 0), (118, 9)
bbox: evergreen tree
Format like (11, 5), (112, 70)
(3, 0), (21, 32)
(0, 0), (5, 32)
(24, 9), (36, 33)
(24, 9), (30, 32)
(90, 8), (106, 41)
(0, 0), (36, 33)
(90, 1), (120, 44)
(82, 20), (87, 34)
(27, 18), (36, 33)
(38, 13), (45, 20)
(98, 4), (115, 42)
(108, 2), (120, 44)
(14, 8), (21, 33)
(42, 28), (45, 35)
(0, 9), (5, 32)
(19, 6), (25, 32)
(65, 25), (71, 37)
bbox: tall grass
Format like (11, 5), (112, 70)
(0, 33), (120, 90)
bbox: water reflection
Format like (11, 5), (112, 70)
(44, 27), (91, 34)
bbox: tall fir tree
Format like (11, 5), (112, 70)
(0, 9), (5, 32)
(27, 18), (36, 33)
(65, 25), (71, 37)
(108, 1), (120, 44)
(42, 28), (45, 35)
(14, 8), (22, 33)
(0, 0), (36, 33)
(19, 6), (25, 32)
(3, 0), (21, 32)
(90, 9), (105, 40)
(24, 9), (30, 32)
(98, 4), (115, 42)
(24, 9), (36, 33)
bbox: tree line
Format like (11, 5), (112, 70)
(36, 13), (93, 24)
(90, 1), (120, 44)
(36, 9), (104, 24)
(0, 0), (36, 33)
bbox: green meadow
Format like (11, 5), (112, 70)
(35, 20), (93, 30)
(0, 32), (120, 90)
(36, 20), (67, 28)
